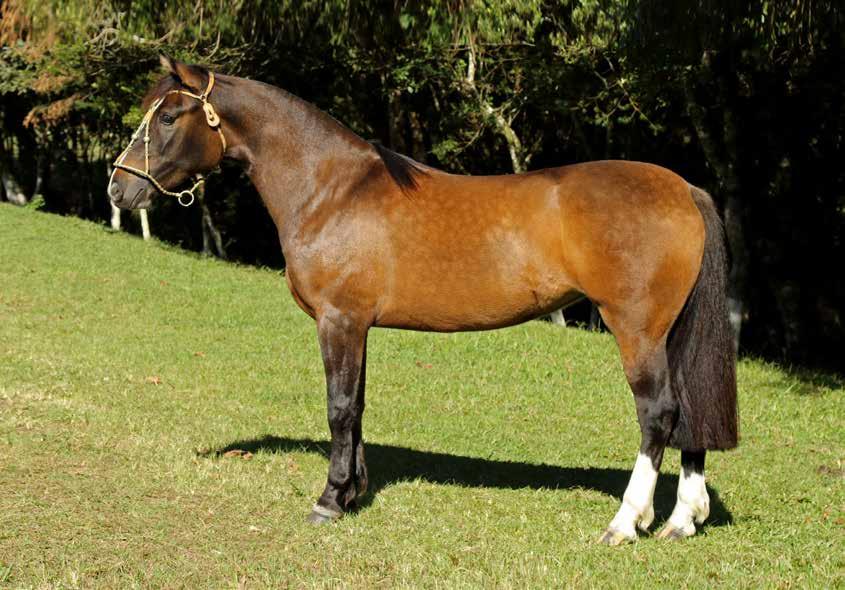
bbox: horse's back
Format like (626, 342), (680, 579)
(287, 158), (705, 333)
(367, 160), (703, 331)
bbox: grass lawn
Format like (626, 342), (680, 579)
(0, 203), (842, 588)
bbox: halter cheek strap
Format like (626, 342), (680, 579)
(110, 71), (227, 207)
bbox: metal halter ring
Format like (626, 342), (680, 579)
(178, 190), (196, 207)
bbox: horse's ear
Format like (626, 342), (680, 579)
(158, 54), (207, 92)
(159, 54), (178, 75)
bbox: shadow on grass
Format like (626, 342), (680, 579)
(741, 356), (844, 396)
(203, 436), (733, 528)
(782, 366), (844, 396)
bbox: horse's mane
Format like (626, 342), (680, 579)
(143, 74), (428, 193)
(371, 142), (428, 192)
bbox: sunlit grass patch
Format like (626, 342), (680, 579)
(1, 204), (843, 588)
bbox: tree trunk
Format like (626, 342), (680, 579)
(387, 88), (405, 154)
(683, 66), (746, 352)
(199, 186), (227, 259)
(465, 43), (526, 172)
(465, 42), (564, 326)
(723, 193), (747, 353)
(32, 151), (47, 201)
(407, 110), (427, 164)
(0, 145), (28, 205)
(0, 122), (30, 205)
(0, 168), (27, 205)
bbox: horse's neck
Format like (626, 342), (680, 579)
(216, 76), (377, 241)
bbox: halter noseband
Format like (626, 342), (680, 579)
(111, 72), (227, 207)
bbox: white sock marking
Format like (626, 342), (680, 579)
(667, 467), (710, 535)
(608, 453), (658, 538)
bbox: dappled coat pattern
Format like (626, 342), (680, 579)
(108, 57), (738, 545)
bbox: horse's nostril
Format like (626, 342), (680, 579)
(108, 182), (123, 201)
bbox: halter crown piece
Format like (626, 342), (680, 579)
(111, 71), (227, 207)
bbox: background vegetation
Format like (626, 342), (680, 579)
(1, 0), (843, 372)
(1, 204), (843, 588)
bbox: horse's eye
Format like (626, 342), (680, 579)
(160, 113), (175, 126)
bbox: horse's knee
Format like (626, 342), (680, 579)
(616, 360), (676, 481)
(634, 391), (677, 431)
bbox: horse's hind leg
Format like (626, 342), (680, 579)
(598, 324), (678, 545)
(307, 312), (369, 523)
(656, 450), (710, 540)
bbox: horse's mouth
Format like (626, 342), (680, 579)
(127, 185), (148, 209)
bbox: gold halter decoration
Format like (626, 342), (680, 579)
(111, 72), (227, 207)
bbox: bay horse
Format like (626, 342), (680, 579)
(108, 56), (738, 545)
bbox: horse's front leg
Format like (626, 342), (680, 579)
(307, 312), (369, 524)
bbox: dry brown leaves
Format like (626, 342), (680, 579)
(23, 94), (79, 129)
(31, 72), (73, 94)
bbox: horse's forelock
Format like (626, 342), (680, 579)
(140, 75), (182, 110)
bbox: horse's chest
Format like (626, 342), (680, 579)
(285, 268), (317, 319)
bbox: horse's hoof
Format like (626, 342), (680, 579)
(306, 504), (342, 525)
(306, 511), (334, 525)
(656, 523), (693, 541)
(598, 527), (635, 546)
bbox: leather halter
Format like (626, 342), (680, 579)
(111, 72), (226, 207)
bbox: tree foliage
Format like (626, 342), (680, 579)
(1, 0), (842, 371)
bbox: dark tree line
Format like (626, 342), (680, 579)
(1, 0), (842, 372)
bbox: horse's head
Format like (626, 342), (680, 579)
(108, 56), (227, 209)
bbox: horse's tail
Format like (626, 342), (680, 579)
(667, 185), (738, 450)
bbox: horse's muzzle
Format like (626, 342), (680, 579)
(108, 181), (124, 202)
(108, 178), (148, 210)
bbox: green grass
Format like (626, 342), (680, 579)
(0, 203), (842, 589)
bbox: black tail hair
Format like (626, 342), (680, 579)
(667, 186), (739, 450)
